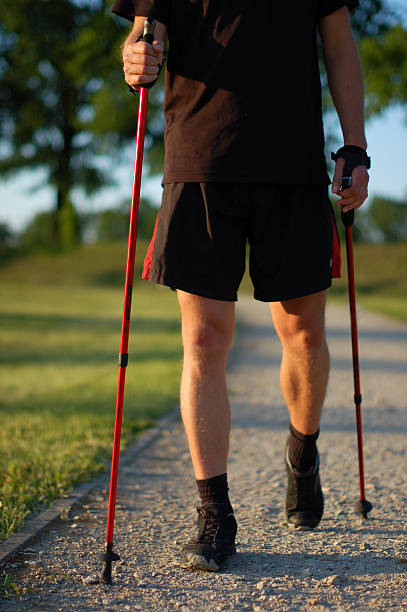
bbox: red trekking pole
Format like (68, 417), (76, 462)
(100, 18), (156, 584)
(340, 170), (373, 520)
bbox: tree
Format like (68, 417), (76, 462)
(0, 0), (164, 248)
(82, 198), (158, 242)
(350, 0), (397, 38)
(319, 0), (397, 111)
(367, 195), (407, 242)
(359, 24), (407, 118)
(0, 222), (14, 247)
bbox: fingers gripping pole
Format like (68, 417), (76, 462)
(101, 84), (150, 584)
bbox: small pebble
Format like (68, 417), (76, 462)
(83, 575), (100, 585)
(321, 574), (342, 586)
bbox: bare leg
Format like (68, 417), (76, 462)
(177, 291), (235, 480)
(270, 290), (329, 435)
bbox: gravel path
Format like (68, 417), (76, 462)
(1, 297), (407, 611)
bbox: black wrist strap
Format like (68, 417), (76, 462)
(331, 145), (371, 178)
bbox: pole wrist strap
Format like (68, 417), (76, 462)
(331, 145), (371, 178)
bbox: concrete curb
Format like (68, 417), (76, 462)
(0, 410), (178, 570)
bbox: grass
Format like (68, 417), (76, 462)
(0, 573), (32, 599)
(0, 242), (183, 542)
(329, 242), (407, 323)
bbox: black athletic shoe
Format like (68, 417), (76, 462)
(285, 445), (324, 531)
(179, 505), (237, 572)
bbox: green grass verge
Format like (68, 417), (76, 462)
(329, 242), (407, 323)
(0, 242), (182, 542)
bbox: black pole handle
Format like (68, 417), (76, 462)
(142, 16), (156, 44)
(340, 159), (354, 227)
(127, 18), (158, 95)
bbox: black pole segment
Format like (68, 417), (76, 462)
(341, 207), (354, 227)
(143, 17), (155, 44)
(354, 499), (373, 520)
(340, 160), (355, 227)
(118, 353), (129, 367)
(100, 542), (120, 585)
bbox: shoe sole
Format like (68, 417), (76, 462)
(179, 554), (220, 572)
(284, 512), (321, 531)
(285, 520), (314, 532)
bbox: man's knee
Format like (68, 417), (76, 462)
(183, 320), (233, 364)
(178, 292), (235, 365)
(274, 313), (326, 352)
(271, 292), (327, 353)
(284, 323), (326, 353)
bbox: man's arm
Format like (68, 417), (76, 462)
(122, 17), (167, 90)
(319, 7), (369, 212)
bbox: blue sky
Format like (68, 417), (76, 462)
(1, 1), (407, 233)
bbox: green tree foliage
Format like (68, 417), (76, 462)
(0, 222), (17, 260)
(19, 211), (59, 251)
(320, 0), (395, 100)
(351, 0), (397, 38)
(359, 24), (407, 117)
(0, 0), (164, 249)
(367, 195), (407, 242)
(0, 222), (14, 247)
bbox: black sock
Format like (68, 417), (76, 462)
(288, 423), (319, 472)
(196, 473), (233, 514)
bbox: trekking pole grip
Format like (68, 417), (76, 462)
(127, 18), (158, 95)
(142, 16), (156, 44)
(340, 160), (354, 227)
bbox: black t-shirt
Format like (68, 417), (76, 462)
(112, 0), (359, 185)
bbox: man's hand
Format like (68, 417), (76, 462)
(123, 37), (164, 90)
(331, 157), (369, 213)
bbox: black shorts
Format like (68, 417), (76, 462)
(142, 183), (341, 302)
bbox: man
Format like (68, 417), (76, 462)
(112, 0), (370, 572)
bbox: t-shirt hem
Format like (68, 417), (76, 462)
(162, 174), (331, 186)
(317, 0), (359, 21)
(111, 1), (169, 25)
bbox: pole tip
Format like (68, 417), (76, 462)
(100, 545), (120, 584)
(355, 499), (373, 519)
(101, 561), (112, 584)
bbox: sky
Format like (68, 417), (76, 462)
(1, 1), (407, 233)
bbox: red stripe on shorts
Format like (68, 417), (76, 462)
(142, 212), (160, 280)
(331, 210), (341, 278)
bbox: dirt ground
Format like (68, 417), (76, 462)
(1, 297), (406, 611)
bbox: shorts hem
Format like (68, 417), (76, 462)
(254, 279), (332, 303)
(146, 274), (237, 302)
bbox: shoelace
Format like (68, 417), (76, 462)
(196, 507), (222, 543)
